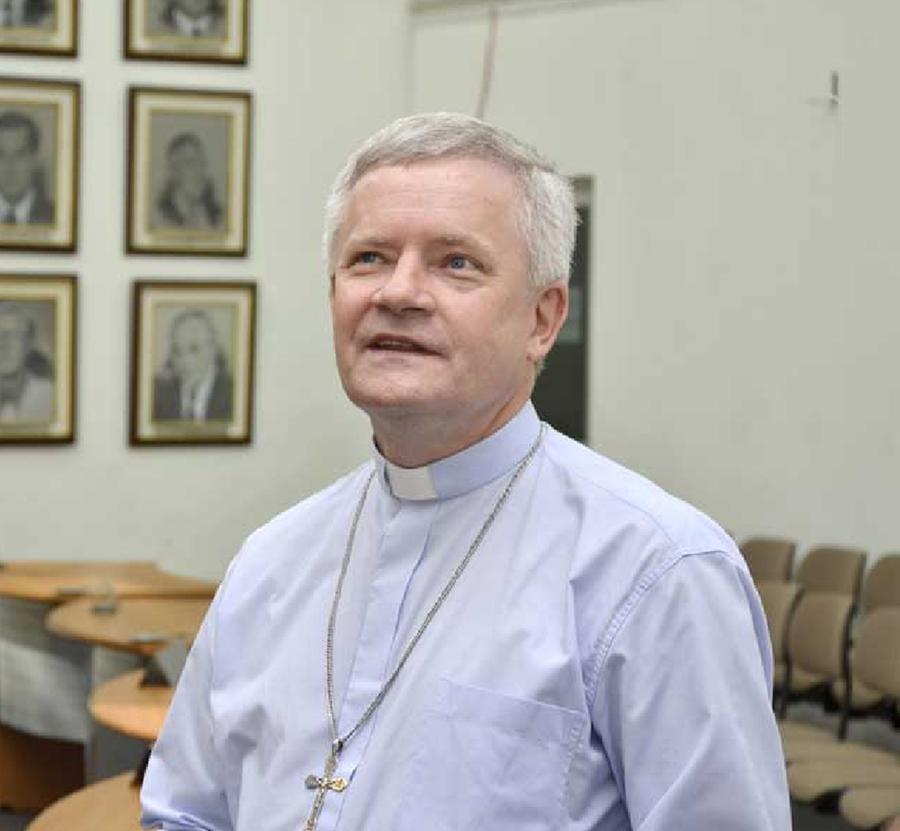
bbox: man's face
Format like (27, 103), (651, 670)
(0, 125), (39, 204)
(0, 310), (29, 377)
(171, 316), (215, 386)
(168, 141), (208, 200)
(330, 157), (563, 427)
(174, 0), (212, 16)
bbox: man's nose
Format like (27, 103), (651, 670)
(373, 252), (435, 315)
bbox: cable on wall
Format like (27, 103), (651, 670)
(474, 4), (500, 118)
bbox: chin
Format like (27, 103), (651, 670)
(343, 377), (448, 416)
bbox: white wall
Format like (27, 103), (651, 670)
(3, 0), (897, 582)
(411, 0), (900, 563)
(0, 1), (409, 580)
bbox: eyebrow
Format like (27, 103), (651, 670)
(433, 234), (493, 259)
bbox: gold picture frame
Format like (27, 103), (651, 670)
(126, 86), (251, 257)
(0, 0), (78, 57)
(0, 273), (77, 445)
(0, 77), (79, 252)
(130, 279), (256, 446)
(124, 0), (248, 65)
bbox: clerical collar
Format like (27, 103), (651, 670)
(374, 402), (542, 501)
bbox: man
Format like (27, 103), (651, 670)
(154, 132), (224, 231)
(0, 110), (54, 226)
(158, 0), (225, 39)
(153, 309), (232, 422)
(141, 113), (790, 830)
(0, 301), (52, 424)
(0, 0), (52, 28)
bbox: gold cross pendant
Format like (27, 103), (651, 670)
(303, 746), (348, 831)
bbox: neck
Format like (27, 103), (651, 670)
(371, 388), (532, 469)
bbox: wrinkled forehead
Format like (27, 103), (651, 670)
(340, 157), (526, 239)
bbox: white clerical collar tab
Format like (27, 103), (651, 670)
(375, 402), (542, 502)
(383, 461), (438, 501)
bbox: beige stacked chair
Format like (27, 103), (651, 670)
(778, 592), (862, 756)
(758, 580), (801, 701)
(787, 607), (900, 805)
(831, 554), (900, 713)
(797, 545), (867, 596)
(779, 546), (867, 709)
(839, 786), (900, 830)
(741, 537), (797, 583)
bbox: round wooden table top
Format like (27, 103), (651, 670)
(46, 596), (210, 656)
(0, 561), (215, 604)
(89, 670), (173, 744)
(27, 772), (141, 831)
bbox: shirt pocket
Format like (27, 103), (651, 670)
(392, 677), (587, 831)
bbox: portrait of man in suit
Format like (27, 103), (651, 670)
(153, 131), (224, 231)
(152, 0), (225, 38)
(0, 300), (54, 425)
(0, 0), (54, 29)
(152, 307), (233, 423)
(0, 109), (55, 226)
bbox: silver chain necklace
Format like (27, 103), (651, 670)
(302, 426), (545, 831)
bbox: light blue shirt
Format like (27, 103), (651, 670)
(141, 402), (790, 830)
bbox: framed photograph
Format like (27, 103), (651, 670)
(0, 77), (79, 252)
(130, 280), (256, 446)
(0, 0), (78, 57)
(127, 86), (251, 257)
(0, 274), (76, 445)
(125, 0), (248, 64)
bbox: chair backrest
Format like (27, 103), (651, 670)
(852, 606), (900, 698)
(740, 537), (797, 582)
(861, 553), (900, 612)
(756, 580), (801, 663)
(796, 546), (866, 597)
(787, 591), (854, 679)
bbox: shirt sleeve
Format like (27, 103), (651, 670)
(140, 576), (233, 831)
(590, 550), (791, 830)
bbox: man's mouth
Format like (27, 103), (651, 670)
(367, 335), (438, 355)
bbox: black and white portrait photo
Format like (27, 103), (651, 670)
(0, 273), (75, 444)
(125, 0), (248, 64)
(0, 299), (54, 424)
(0, 0), (77, 56)
(131, 280), (255, 445)
(0, 78), (79, 251)
(152, 306), (234, 423)
(0, 107), (55, 226)
(152, 123), (227, 232)
(127, 87), (251, 256)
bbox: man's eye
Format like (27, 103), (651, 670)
(356, 251), (382, 265)
(447, 255), (475, 270)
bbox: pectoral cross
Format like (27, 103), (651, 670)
(303, 741), (348, 831)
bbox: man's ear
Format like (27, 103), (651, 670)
(527, 280), (568, 365)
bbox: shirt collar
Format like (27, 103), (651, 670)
(0, 187), (35, 223)
(373, 401), (541, 502)
(172, 8), (214, 36)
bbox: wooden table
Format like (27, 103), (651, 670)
(46, 597), (210, 657)
(0, 561), (215, 811)
(0, 561), (215, 603)
(27, 772), (142, 831)
(89, 669), (174, 744)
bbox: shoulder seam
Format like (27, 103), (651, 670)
(540, 441), (682, 550)
(583, 548), (731, 713)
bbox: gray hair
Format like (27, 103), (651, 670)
(323, 112), (577, 289)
